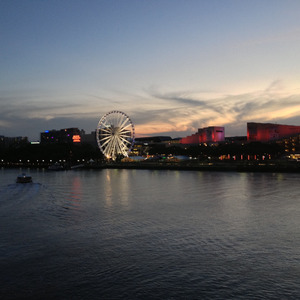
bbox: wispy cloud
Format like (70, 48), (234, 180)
(0, 81), (299, 140)
(136, 81), (300, 136)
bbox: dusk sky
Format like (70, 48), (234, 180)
(1, 0), (300, 141)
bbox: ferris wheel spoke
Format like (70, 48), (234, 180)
(112, 138), (120, 156)
(120, 122), (131, 129)
(119, 118), (130, 130)
(118, 139), (127, 156)
(104, 140), (112, 154)
(119, 132), (131, 139)
(117, 138), (127, 149)
(119, 137), (131, 144)
(119, 140), (130, 154)
(100, 135), (113, 143)
(119, 127), (131, 135)
(119, 130), (131, 137)
(101, 127), (112, 133)
(120, 136), (131, 145)
(115, 142), (122, 156)
(100, 137), (114, 148)
(99, 135), (113, 142)
(99, 137), (112, 144)
(116, 112), (125, 127)
(119, 132), (130, 138)
(103, 148), (111, 158)
(99, 131), (112, 137)
(105, 140), (115, 157)
(98, 131), (111, 138)
(99, 132), (111, 137)
(119, 125), (131, 131)
(116, 114), (122, 127)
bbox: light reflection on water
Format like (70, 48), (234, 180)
(0, 168), (299, 299)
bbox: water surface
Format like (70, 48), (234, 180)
(0, 168), (299, 299)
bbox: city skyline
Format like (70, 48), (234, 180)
(1, 0), (300, 141)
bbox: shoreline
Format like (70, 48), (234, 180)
(91, 161), (300, 173)
(1, 161), (299, 173)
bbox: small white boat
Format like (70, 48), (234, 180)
(16, 173), (32, 183)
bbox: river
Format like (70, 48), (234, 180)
(0, 168), (299, 299)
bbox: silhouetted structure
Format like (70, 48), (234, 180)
(0, 135), (28, 148)
(81, 131), (97, 147)
(225, 136), (247, 144)
(180, 126), (225, 144)
(135, 136), (172, 144)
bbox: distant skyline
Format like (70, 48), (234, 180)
(1, 0), (300, 141)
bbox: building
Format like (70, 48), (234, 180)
(247, 122), (300, 142)
(0, 135), (28, 148)
(180, 126), (225, 144)
(40, 128), (82, 144)
(81, 131), (97, 147)
(135, 136), (172, 145)
(132, 136), (172, 156)
(225, 136), (247, 144)
(277, 133), (300, 155)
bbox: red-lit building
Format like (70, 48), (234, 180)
(180, 126), (225, 144)
(247, 122), (300, 142)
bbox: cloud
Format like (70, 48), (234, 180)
(1, 81), (300, 140)
(0, 120), (11, 128)
(0, 92), (101, 139)
(138, 81), (300, 137)
(264, 79), (285, 93)
(148, 87), (225, 113)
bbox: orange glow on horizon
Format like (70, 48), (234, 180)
(135, 122), (195, 137)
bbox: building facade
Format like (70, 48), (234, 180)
(0, 135), (28, 148)
(81, 131), (97, 147)
(247, 122), (300, 142)
(180, 126), (225, 144)
(40, 128), (82, 144)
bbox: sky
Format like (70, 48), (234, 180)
(1, 0), (300, 141)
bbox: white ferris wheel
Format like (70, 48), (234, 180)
(96, 111), (135, 160)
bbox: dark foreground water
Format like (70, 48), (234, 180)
(0, 168), (299, 299)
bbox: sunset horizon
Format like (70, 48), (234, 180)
(1, 1), (300, 141)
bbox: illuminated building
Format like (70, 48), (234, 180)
(40, 128), (82, 144)
(180, 126), (225, 144)
(247, 122), (300, 142)
(277, 133), (300, 155)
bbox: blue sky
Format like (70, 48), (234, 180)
(1, 0), (300, 141)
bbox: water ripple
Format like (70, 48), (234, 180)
(0, 169), (299, 299)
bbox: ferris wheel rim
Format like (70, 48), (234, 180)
(96, 111), (135, 160)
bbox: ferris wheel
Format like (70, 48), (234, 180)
(96, 111), (135, 160)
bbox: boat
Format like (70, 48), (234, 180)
(16, 173), (32, 183)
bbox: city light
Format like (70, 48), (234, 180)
(72, 135), (81, 143)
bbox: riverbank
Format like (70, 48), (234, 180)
(1, 160), (300, 173)
(91, 161), (300, 173)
